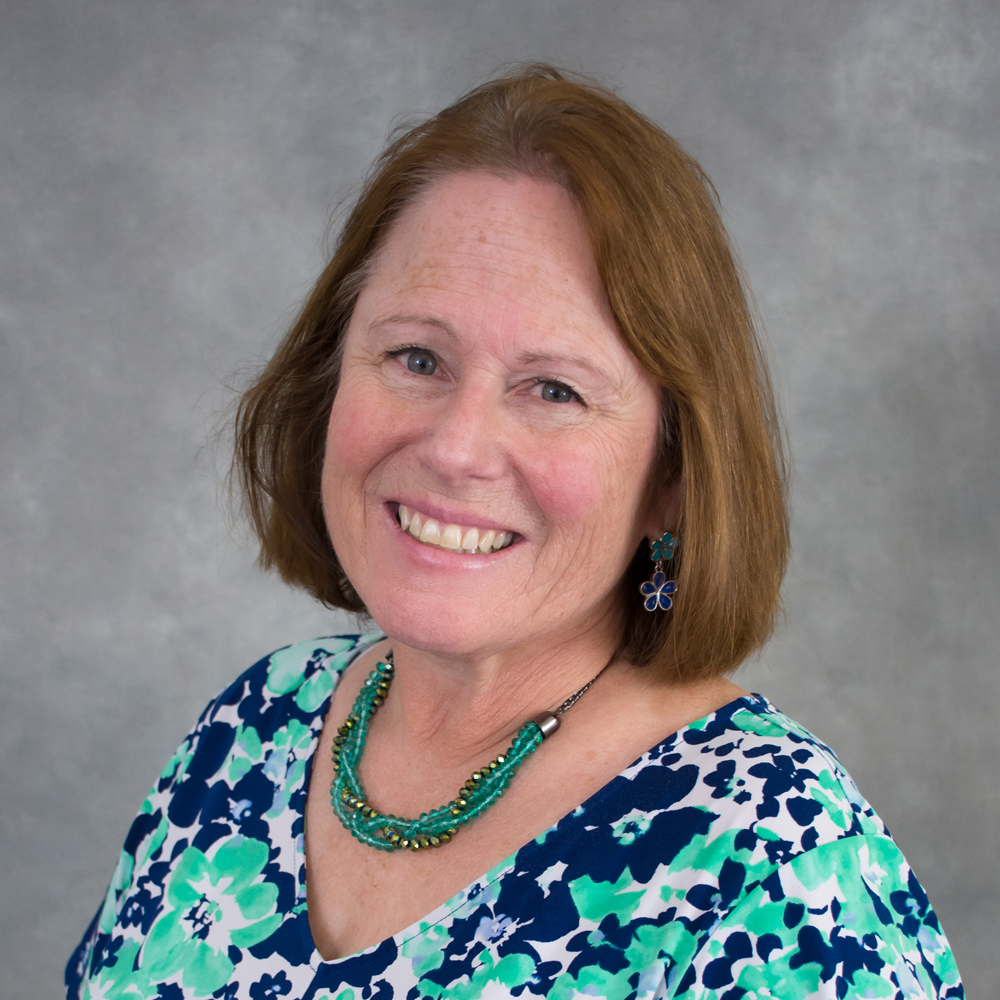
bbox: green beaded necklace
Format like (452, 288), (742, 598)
(330, 652), (605, 852)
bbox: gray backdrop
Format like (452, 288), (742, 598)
(2, 1), (997, 996)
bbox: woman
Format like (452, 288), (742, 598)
(67, 66), (964, 999)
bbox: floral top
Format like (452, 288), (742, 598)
(67, 634), (964, 999)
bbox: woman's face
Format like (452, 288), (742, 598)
(322, 170), (667, 658)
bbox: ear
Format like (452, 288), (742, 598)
(641, 470), (683, 542)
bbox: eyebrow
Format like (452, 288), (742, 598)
(375, 313), (460, 339)
(517, 351), (620, 392)
(375, 315), (623, 393)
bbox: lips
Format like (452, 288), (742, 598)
(397, 504), (515, 554)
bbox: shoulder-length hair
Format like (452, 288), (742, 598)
(233, 64), (789, 681)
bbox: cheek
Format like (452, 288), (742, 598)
(326, 395), (371, 474)
(524, 431), (655, 533)
(325, 383), (401, 477)
(322, 387), (403, 541)
(525, 452), (602, 526)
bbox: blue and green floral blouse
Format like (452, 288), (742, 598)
(67, 634), (965, 999)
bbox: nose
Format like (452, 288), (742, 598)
(417, 381), (506, 484)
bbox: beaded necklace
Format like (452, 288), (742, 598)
(330, 652), (607, 852)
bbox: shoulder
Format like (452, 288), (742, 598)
(209, 632), (382, 723)
(623, 693), (887, 863)
(65, 632), (381, 1000)
(508, 694), (888, 927)
(585, 696), (964, 998)
(150, 633), (381, 792)
(528, 694), (884, 896)
(163, 631), (381, 792)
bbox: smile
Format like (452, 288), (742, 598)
(397, 504), (516, 554)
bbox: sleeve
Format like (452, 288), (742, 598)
(64, 693), (221, 999)
(666, 835), (964, 1000)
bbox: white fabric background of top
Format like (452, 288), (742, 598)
(1, 1), (996, 996)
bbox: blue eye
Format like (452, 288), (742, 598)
(405, 350), (437, 375)
(540, 381), (576, 403)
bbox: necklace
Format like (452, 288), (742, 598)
(330, 651), (608, 852)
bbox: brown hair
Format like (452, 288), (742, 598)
(233, 64), (788, 680)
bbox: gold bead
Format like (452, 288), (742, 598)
(471, 771), (483, 782)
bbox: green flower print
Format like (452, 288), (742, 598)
(138, 837), (280, 997)
(228, 724), (264, 783)
(81, 939), (156, 1000)
(264, 718), (314, 817)
(265, 638), (355, 697)
(611, 807), (654, 846)
(69, 637), (964, 1000)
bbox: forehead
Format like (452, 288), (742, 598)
(385, 170), (584, 251)
(357, 171), (629, 360)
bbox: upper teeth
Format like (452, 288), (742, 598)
(398, 505), (514, 553)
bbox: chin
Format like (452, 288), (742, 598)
(366, 601), (497, 657)
(342, 536), (526, 657)
(354, 566), (522, 657)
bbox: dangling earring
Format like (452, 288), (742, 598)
(640, 532), (677, 611)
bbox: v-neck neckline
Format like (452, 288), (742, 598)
(293, 634), (764, 972)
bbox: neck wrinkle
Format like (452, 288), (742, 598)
(376, 629), (621, 766)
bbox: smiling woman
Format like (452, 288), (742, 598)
(321, 171), (666, 662)
(67, 66), (965, 1000)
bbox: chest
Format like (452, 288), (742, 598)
(302, 704), (622, 960)
(299, 656), (743, 961)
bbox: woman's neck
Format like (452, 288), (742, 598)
(367, 616), (624, 767)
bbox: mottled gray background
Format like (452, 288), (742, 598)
(2, 0), (996, 996)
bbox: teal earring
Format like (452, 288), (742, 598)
(640, 532), (677, 611)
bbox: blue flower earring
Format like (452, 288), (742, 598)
(640, 532), (677, 611)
